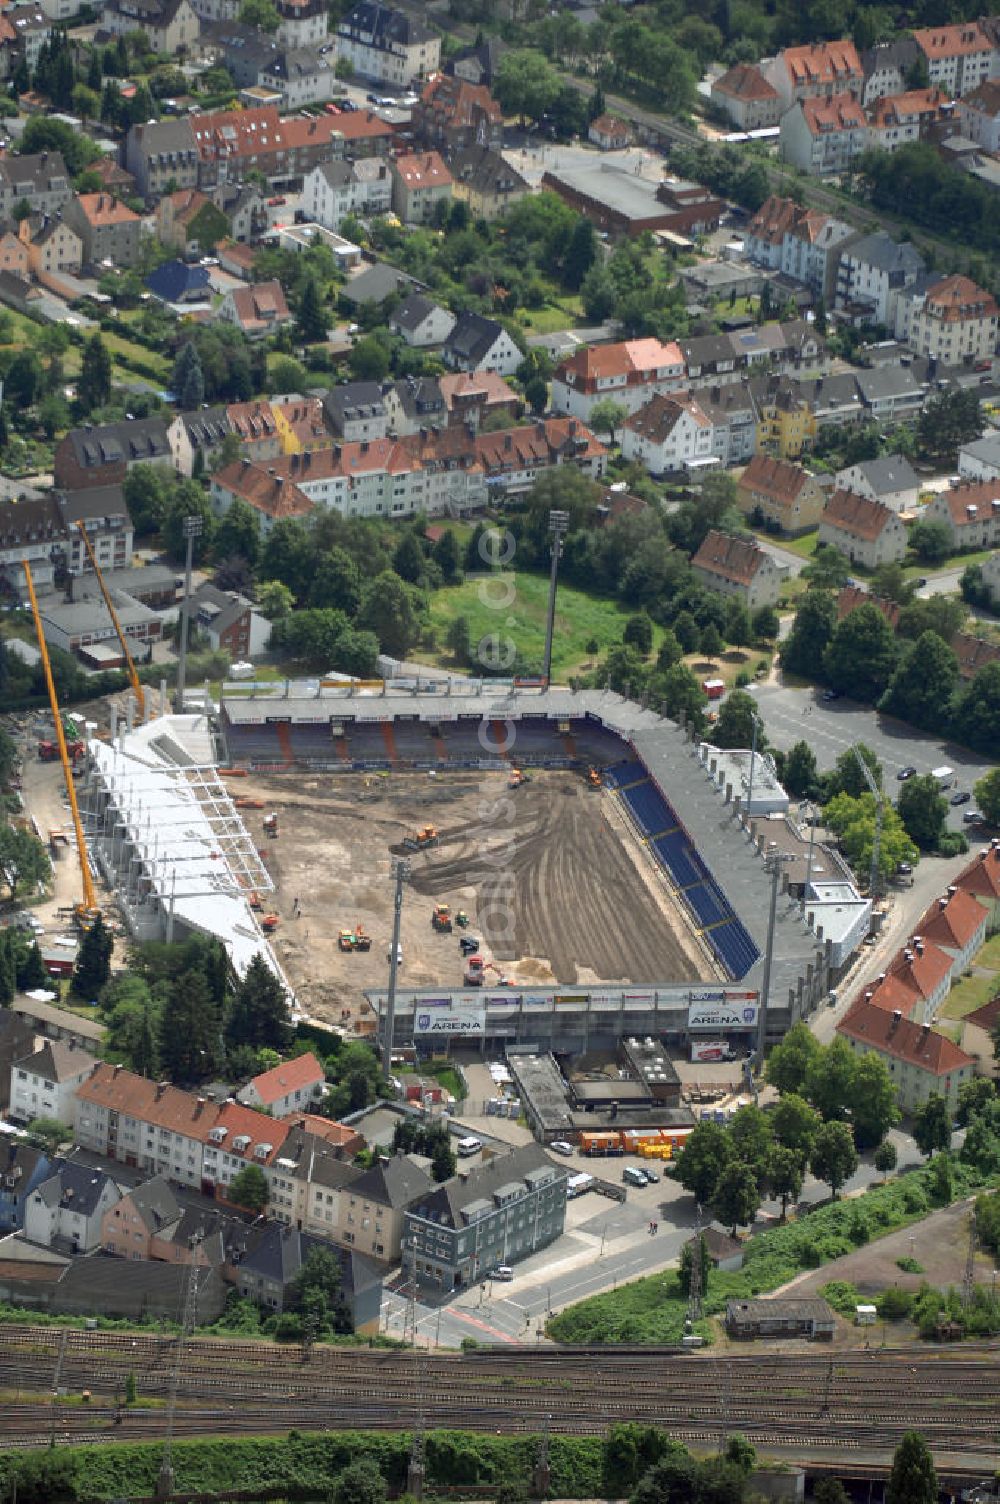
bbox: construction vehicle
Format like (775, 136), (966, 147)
(74, 520), (145, 721)
(432, 903), (452, 933)
(459, 934), (480, 955)
(338, 929), (356, 952)
(39, 737), (85, 763)
(465, 954), (485, 985)
(263, 813), (279, 838)
(247, 891), (263, 910)
(261, 913), (280, 933)
(403, 825), (438, 851)
(455, 910), (470, 928)
(508, 768), (531, 789)
(339, 926), (372, 952)
(22, 559), (100, 931)
(586, 767), (601, 789)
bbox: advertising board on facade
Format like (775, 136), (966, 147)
(413, 1000), (486, 1035)
(688, 994), (759, 1031)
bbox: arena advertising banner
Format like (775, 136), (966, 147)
(413, 999), (485, 1035)
(688, 991), (759, 1031)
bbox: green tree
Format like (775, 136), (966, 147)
(677, 1233), (710, 1298)
(913, 1093), (951, 1160)
(908, 519), (951, 565)
(710, 688), (761, 750)
(157, 967), (224, 1083)
(710, 1159), (760, 1235)
(26, 1117), (69, 1154)
(672, 611), (700, 654)
(751, 604), (780, 641)
(348, 335), (390, 383)
(357, 571), (423, 657)
(957, 1078), (995, 1127)
(810, 1120), (859, 1199)
(226, 954), (291, 1052)
(783, 741), (820, 799)
(73, 915), (113, 998)
(879, 631), (958, 732)
(897, 775), (948, 851)
(848, 1052), (900, 1150)
(803, 544), (850, 590)
(953, 661), (1000, 756)
(886, 1432), (937, 1504)
(623, 612), (654, 657)
(804, 1037), (857, 1123)
(0, 932), (14, 1008)
(296, 275), (328, 343)
(974, 767), (1000, 826)
(392, 531), (426, 584)
(162, 484), (216, 563)
(257, 579), (295, 619)
(823, 603), (899, 703)
(432, 528), (461, 584)
(589, 398), (628, 442)
(874, 1140), (898, 1180)
(829, 743), (883, 799)
(766, 1023), (821, 1097)
(332, 1457), (387, 1504)
(563, 215), (596, 291)
(16, 941), (47, 992)
(227, 1162), (269, 1212)
(239, 0), (280, 27)
(729, 1103), (774, 1179)
(767, 1144), (804, 1221)
(215, 497), (261, 570)
(673, 1119), (733, 1204)
(445, 615), (472, 665)
(824, 792), (917, 886)
(431, 1135), (456, 1182)
(124, 465), (170, 536)
(78, 333), (112, 412)
(493, 48), (560, 126)
(0, 824), (48, 902)
(917, 388), (982, 461)
(770, 1093), (820, 1157)
(781, 590), (837, 680)
(700, 622), (723, 659)
(173, 341), (205, 409)
(656, 630), (682, 671)
(310, 549), (361, 615)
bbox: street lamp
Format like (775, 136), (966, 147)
(542, 510), (569, 686)
(800, 803), (817, 914)
(174, 514), (203, 714)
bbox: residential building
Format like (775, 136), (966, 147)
(0, 492), (66, 599)
(0, 1143), (51, 1233)
(259, 47), (338, 109)
(951, 628), (1000, 680)
(145, 259), (212, 305)
(303, 157), (392, 231)
(414, 73), (503, 152)
(690, 528), (785, 608)
(818, 488), (907, 567)
(181, 581), (271, 657)
(383, 374), (448, 435)
(700, 383), (758, 466)
(23, 1161), (122, 1253)
(619, 392), (716, 477)
(438, 369), (522, 427)
(125, 118), (200, 200)
(736, 453), (827, 535)
(267, 1121), (362, 1233)
(73, 1063), (292, 1197)
(0, 152), (71, 220)
(335, 0), (440, 86)
(916, 886), (990, 973)
(834, 455), (920, 513)
(209, 459), (314, 536)
(213, 181), (268, 243)
(913, 21), (995, 97)
(855, 365), (925, 424)
(388, 293), (456, 348)
(587, 114), (632, 150)
(9, 1041), (96, 1128)
(862, 934), (956, 1021)
(474, 417), (606, 495)
(552, 337), (686, 421)
(0, 9), (51, 73)
(155, 187), (228, 255)
(983, 549), (1000, 607)
(322, 382), (388, 440)
(390, 151), (452, 225)
(226, 1222), (381, 1332)
(336, 1151), (433, 1260)
(923, 479), (1000, 549)
(218, 280), (293, 339)
(167, 407), (233, 476)
(710, 63), (782, 129)
(957, 78), (1000, 150)
(448, 36), (502, 87)
(764, 39), (864, 110)
(897, 273), (999, 364)
(860, 37), (921, 105)
(780, 93), (869, 176)
(101, 0), (199, 52)
(100, 1177), (181, 1259)
(275, 0), (329, 48)
(957, 842), (1000, 932)
(442, 312), (521, 376)
(238, 1052), (326, 1117)
(838, 1002), (974, 1112)
(20, 213), (82, 277)
(449, 147), (529, 222)
(53, 419), (171, 492)
(0, 227), (28, 278)
(749, 376), (818, 458)
(64, 194), (141, 269)
(835, 231), (926, 325)
(745, 195), (859, 301)
(866, 88), (947, 152)
(0, 1012), (36, 1111)
(959, 431), (1000, 481)
(402, 1143), (567, 1291)
(340, 261), (424, 308)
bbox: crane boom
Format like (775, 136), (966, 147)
(22, 559), (99, 925)
(74, 521), (145, 721)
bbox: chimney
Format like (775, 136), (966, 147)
(156, 1081), (169, 1100)
(915, 940), (924, 956)
(947, 884), (957, 896)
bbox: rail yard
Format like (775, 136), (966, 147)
(1, 1324), (1000, 1471)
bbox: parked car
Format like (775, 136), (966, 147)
(549, 1140), (574, 1157)
(963, 809), (983, 824)
(951, 790), (971, 806)
(896, 766), (917, 781)
(821, 688), (841, 701)
(492, 1265), (514, 1281)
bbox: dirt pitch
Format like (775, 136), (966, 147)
(232, 768), (714, 1026)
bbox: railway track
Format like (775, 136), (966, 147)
(1, 1327), (1000, 1463)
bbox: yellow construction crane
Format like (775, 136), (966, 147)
(74, 521), (145, 722)
(22, 559), (100, 930)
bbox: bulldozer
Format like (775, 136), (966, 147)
(263, 813), (279, 838)
(455, 910), (470, 929)
(403, 825), (439, 851)
(432, 904), (452, 933)
(261, 913), (280, 933)
(339, 926), (372, 952)
(586, 767), (602, 789)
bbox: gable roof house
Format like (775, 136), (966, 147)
(818, 487), (907, 568)
(322, 381), (388, 440)
(167, 406), (233, 476)
(866, 88), (948, 152)
(588, 114), (633, 150)
(101, 0), (200, 53)
(957, 78), (1000, 151)
(691, 528), (786, 608)
(54, 418), (171, 492)
(620, 392), (715, 478)
(957, 841), (1000, 932)
(442, 312), (521, 377)
(914, 20), (996, 96)
(303, 156), (392, 232)
(0, 1011), (36, 1112)
(335, 0), (440, 87)
(19, 212), (82, 277)
(835, 230), (926, 325)
(414, 72), (504, 152)
(210, 457), (314, 535)
(23, 1160), (122, 1254)
(100, 1176), (182, 1259)
(388, 292), (456, 348)
(448, 35), (502, 86)
(764, 39), (864, 109)
(0, 1142), (52, 1234)
(63, 193), (141, 269)
(258, 46), (338, 109)
(238, 1051), (326, 1117)
(736, 453), (828, 536)
(780, 93), (869, 176)
(834, 454), (920, 514)
(449, 146), (530, 222)
(180, 580), (271, 658)
(552, 337), (686, 421)
(219, 279), (292, 338)
(9, 1040), (96, 1128)
(156, 187), (228, 255)
(145, 257), (212, 305)
(858, 934), (956, 1022)
(923, 479), (1000, 550)
(838, 1001), (974, 1112)
(390, 150), (453, 226)
(0, 152), (72, 220)
(334, 1150), (434, 1260)
(710, 63), (783, 130)
(860, 36), (921, 105)
(915, 886), (990, 973)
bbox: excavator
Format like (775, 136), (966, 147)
(403, 825), (439, 851)
(74, 521), (145, 723)
(22, 559), (101, 931)
(431, 903), (452, 933)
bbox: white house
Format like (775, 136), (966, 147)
(237, 1052), (326, 1118)
(896, 273), (999, 364)
(818, 488), (907, 568)
(620, 393), (716, 476)
(303, 158), (392, 232)
(982, 550), (1000, 606)
(913, 21), (996, 98)
(388, 292), (455, 347)
(764, 39), (864, 110)
(957, 79), (1000, 151)
(442, 313), (521, 377)
(9, 1041), (96, 1128)
(335, 0), (439, 86)
(23, 1161), (122, 1253)
(780, 93), (869, 176)
(922, 481), (1000, 550)
(552, 338), (686, 422)
(834, 231), (926, 325)
(834, 455), (921, 514)
(691, 529), (786, 609)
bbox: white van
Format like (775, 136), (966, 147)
(932, 765), (955, 788)
(456, 1135), (482, 1157)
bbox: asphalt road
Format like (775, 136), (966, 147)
(747, 681), (994, 826)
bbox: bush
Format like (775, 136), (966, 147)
(877, 1287), (915, 1320)
(818, 1280), (861, 1315)
(895, 1256), (923, 1274)
(937, 831), (970, 858)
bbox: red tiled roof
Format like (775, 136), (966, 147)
(418, 73), (502, 129)
(692, 528), (769, 586)
(821, 487), (898, 542)
(393, 151), (452, 190)
(860, 935), (954, 1018)
(961, 79), (1000, 115)
(474, 416), (605, 470)
(623, 392), (710, 443)
(957, 843), (1000, 904)
(869, 88), (947, 126)
(249, 1051), (324, 1105)
(801, 93), (867, 134)
(950, 629), (1000, 679)
(590, 113), (632, 137)
(915, 21), (992, 60)
(438, 370), (519, 410)
(934, 479), (1000, 527)
(838, 1000), (974, 1075)
(228, 278), (290, 331)
(556, 338), (684, 387)
(76, 193), (139, 227)
(214, 458), (313, 520)
(713, 63), (779, 102)
(916, 886), (989, 952)
(923, 273), (999, 322)
(739, 453), (812, 508)
(282, 1113), (363, 1149)
(836, 585), (901, 629)
(782, 39), (862, 85)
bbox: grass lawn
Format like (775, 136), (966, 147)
(683, 648), (771, 690)
(769, 529), (820, 562)
(519, 302), (579, 335)
(940, 966), (1000, 1021)
(100, 331), (170, 386)
(420, 571), (655, 679)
